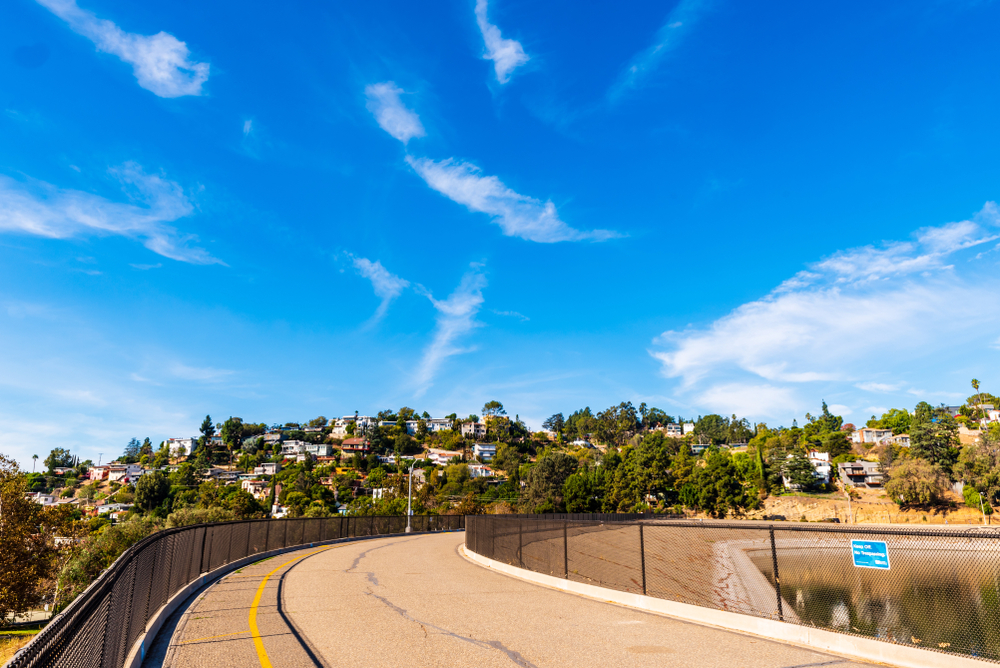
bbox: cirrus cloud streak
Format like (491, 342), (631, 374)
(36, 0), (209, 97)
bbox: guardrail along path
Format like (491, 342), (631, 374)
(147, 532), (868, 668)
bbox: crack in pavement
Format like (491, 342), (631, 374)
(346, 536), (538, 667)
(364, 589), (539, 668)
(346, 539), (409, 572)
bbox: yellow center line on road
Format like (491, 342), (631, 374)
(249, 547), (336, 668)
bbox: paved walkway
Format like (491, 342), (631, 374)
(145, 532), (872, 668)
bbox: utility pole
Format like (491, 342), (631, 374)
(97, 453), (103, 466)
(405, 460), (417, 533)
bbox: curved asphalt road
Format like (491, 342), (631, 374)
(144, 532), (871, 668)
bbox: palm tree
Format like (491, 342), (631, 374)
(972, 379), (984, 420)
(32, 454), (38, 473)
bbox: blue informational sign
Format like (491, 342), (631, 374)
(851, 540), (890, 569)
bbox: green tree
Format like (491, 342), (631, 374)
(595, 402), (639, 447)
(44, 448), (74, 472)
(226, 490), (264, 518)
(367, 466), (387, 488)
(522, 452), (578, 512)
(866, 408), (912, 434)
(688, 450), (758, 518)
(1, 455), (57, 624)
(198, 415), (215, 454)
(910, 415), (959, 469)
(122, 438), (141, 463)
(482, 400), (506, 419)
(781, 452), (818, 492)
(885, 459), (949, 506)
(134, 471), (171, 512)
(220, 417), (245, 468)
(643, 407), (673, 430)
(542, 413), (565, 433)
(693, 414), (729, 445)
(819, 431), (852, 458)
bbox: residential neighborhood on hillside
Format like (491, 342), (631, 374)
(5, 382), (1000, 636)
(19, 385), (1000, 524)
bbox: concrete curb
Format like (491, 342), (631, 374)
(460, 545), (992, 668)
(124, 531), (453, 668)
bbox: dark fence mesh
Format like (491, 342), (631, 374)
(9, 514), (464, 668)
(466, 516), (1000, 663)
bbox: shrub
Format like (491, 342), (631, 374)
(884, 459), (949, 506)
(963, 485), (994, 514)
(165, 506), (237, 528)
(57, 515), (160, 610)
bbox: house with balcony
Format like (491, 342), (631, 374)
(468, 463), (493, 479)
(165, 437), (196, 456)
(241, 479), (268, 500)
(460, 422), (487, 439)
(253, 462), (281, 476)
(838, 461), (885, 487)
(427, 448), (463, 466)
(472, 443), (496, 461)
(850, 428), (893, 445)
(662, 424), (684, 437)
(108, 464), (143, 484)
(341, 438), (371, 455)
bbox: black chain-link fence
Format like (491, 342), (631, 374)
(467, 516), (1000, 662)
(9, 514), (464, 668)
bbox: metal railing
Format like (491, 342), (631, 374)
(466, 515), (1000, 662)
(9, 514), (464, 668)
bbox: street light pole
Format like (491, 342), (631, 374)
(405, 460), (417, 533)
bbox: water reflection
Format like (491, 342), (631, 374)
(748, 542), (1000, 660)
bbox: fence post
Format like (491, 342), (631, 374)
(245, 522), (252, 558)
(769, 526), (784, 621)
(639, 523), (647, 596)
(563, 521), (569, 579)
(264, 519), (271, 552)
(199, 527), (209, 574)
(371, 515), (375, 536)
(518, 519), (523, 568)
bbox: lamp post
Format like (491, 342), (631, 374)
(405, 460), (417, 533)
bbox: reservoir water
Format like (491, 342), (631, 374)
(748, 540), (1000, 660)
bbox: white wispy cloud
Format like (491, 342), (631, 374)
(243, 120), (252, 136)
(415, 265), (488, 396)
(695, 383), (798, 420)
(168, 362), (234, 382)
(651, 202), (1000, 421)
(492, 309), (529, 322)
(36, 0), (209, 97)
(608, 0), (711, 102)
(474, 0), (529, 84)
(365, 82), (426, 144)
(0, 162), (221, 265)
(405, 156), (617, 243)
(807, 203), (1000, 284)
(350, 255), (411, 323)
(855, 381), (904, 393)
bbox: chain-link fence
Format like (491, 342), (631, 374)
(467, 516), (1000, 662)
(8, 514), (464, 668)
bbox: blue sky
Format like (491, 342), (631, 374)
(3, 0), (1000, 467)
